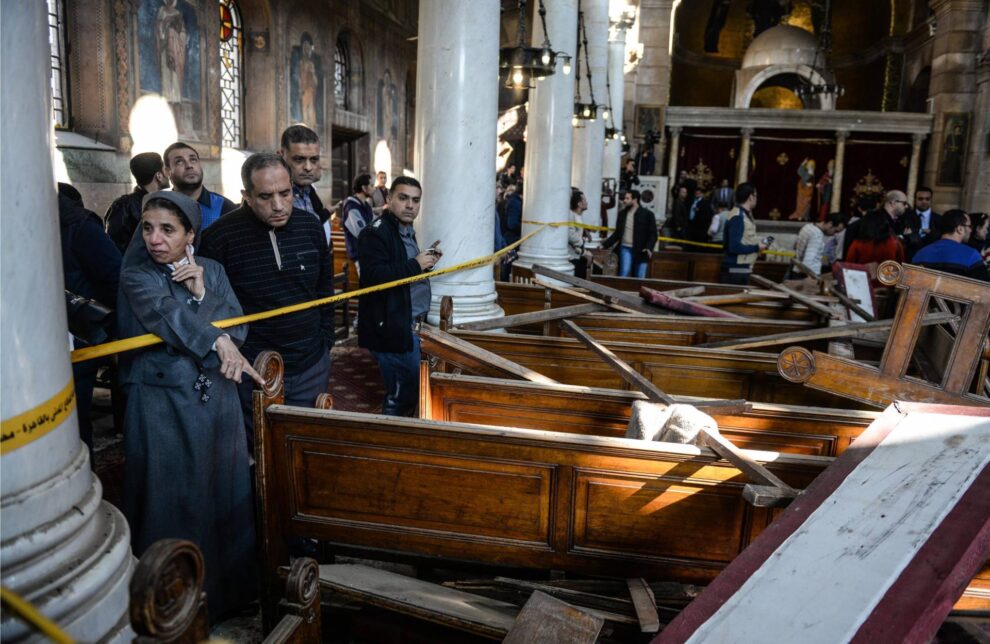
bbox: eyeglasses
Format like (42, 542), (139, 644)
(897, 200), (911, 206)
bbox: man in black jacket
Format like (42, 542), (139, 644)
(104, 152), (169, 253)
(278, 124), (334, 242)
(358, 177), (439, 416)
(603, 189), (658, 278)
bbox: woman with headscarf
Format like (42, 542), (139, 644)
(117, 191), (263, 621)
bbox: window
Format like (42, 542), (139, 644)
(47, 0), (69, 128)
(219, 0), (243, 147)
(334, 37), (349, 109)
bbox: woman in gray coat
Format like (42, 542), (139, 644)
(117, 191), (263, 621)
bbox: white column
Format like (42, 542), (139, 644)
(516, 0), (579, 274)
(1, 3), (133, 642)
(601, 16), (632, 232)
(831, 130), (849, 213)
(906, 133), (925, 202)
(571, 0), (609, 229)
(415, 0), (503, 324)
(667, 126), (682, 188)
(736, 128), (753, 185)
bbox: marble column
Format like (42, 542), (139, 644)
(601, 15), (633, 232)
(1, 3), (133, 641)
(633, 0), (677, 110)
(736, 128), (753, 185)
(667, 126), (682, 188)
(923, 0), (984, 211)
(830, 130), (849, 213)
(907, 133), (926, 201)
(571, 0), (609, 228)
(517, 0), (579, 274)
(414, 0), (503, 324)
(964, 29), (990, 213)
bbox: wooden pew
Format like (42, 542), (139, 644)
(497, 280), (822, 323)
(435, 329), (866, 409)
(648, 250), (790, 283)
(422, 372), (874, 457)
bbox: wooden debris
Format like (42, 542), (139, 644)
(830, 286), (876, 322)
(640, 286), (745, 319)
(531, 264), (662, 315)
(318, 564), (518, 640)
(627, 578), (661, 633)
(455, 303), (607, 332)
(684, 290), (788, 306)
(503, 591), (604, 644)
(790, 258), (824, 283)
(534, 278), (644, 314)
(749, 274), (842, 319)
(419, 325), (558, 385)
(698, 313), (957, 351)
(697, 426), (799, 508)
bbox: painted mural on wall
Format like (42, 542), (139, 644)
(290, 33), (324, 129)
(937, 113), (969, 187)
(137, 0), (203, 136)
(377, 69), (399, 154)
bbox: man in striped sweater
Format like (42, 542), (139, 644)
(199, 152), (334, 448)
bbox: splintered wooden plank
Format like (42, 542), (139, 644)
(318, 564), (518, 639)
(656, 404), (990, 644)
(627, 578), (661, 633)
(830, 286), (876, 322)
(456, 303), (607, 331)
(419, 325), (558, 385)
(684, 290), (788, 306)
(697, 427), (797, 502)
(533, 279), (644, 314)
(531, 264), (662, 315)
(749, 274), (841, 319)
(698, 313), (957, 351)
(640, 286), (745, 319)
(503, 591), (604, 644)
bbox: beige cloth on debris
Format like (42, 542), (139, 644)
(624, 402), (718, 446)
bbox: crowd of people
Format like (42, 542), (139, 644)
(61, 124), (436, 623)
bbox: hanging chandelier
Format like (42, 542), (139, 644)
(500, 0), (569, 90)
(794, 0), (845, 103)
(573, 10), (599, 125)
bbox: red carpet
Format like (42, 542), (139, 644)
(329, 344), (386, 413)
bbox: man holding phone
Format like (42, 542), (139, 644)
(357, 176), (439, 416)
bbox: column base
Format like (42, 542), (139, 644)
(426, 273), (504, 326)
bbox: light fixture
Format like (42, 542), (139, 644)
(561, 55), (572, 75)
(572, 11), (599, 124)
(793, 0), (845, 104)
(499, 0), (561, 90)
(602, 108), (610, 120)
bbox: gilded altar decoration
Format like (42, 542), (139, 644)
(899, 156), (908, 167)
(728, 148), (736, 159)
(768, 208), (782, 220)
(686, 159), (714, 192)
(776, 152), (789, 166)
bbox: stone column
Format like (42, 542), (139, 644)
(736, 128), (753, 185)
(667, 126), (682, 187)
(923, 0), (985, 211)
(831, 130), (849, 213)
(601, 15), (633, 232)
(964, 30), (990, 213)
(571, 0), (609, 228)
(517, 0), (579, 274)
(414, 0), (503, 324)
(907, 133), (926, 201)
(1, 3), (133, 641)
(633, 0), (677, 109)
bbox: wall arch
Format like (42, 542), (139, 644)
(735, 64), (836, 110)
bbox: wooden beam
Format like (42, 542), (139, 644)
(531, 264), (661, 315)
(831, 287), (876, 322)
(697, 313), (958, 351)
(533, 279), (644, 315)
(456, 303), (607, 331)
(640, 287), (745, 319)
(503, 591), (604, 644)
(697, 427), (798, 497)
(749, 274), (842, 319)
(684, 290), (788, 306)
(627, 578), (661, 633)
(419, 325), (559, 385)
(790, 258), (824, 282)
(660, 286), (706, 298)
(559, 320), (750, 414)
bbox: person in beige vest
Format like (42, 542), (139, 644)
(720, 182), (767, 285)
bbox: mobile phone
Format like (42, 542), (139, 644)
(761, 236), (775, 247)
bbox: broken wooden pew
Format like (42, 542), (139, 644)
(655, 402), (990, 643)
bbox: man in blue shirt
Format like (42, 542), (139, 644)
(912, 209), (989, 281)
(163, 142), (237, 229)
(720, 182), (768, 284)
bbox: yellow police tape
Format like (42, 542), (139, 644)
(521, 219), (796, 256)
(0, 380), (77, 455)
(0, 586), (74, 643)
(69, 226), (544, 364)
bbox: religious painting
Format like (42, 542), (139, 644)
(137, 0), (203, 137)
(290, 33), (324, 128)
(635, 105), (663, 139)
(377, 70), (400, 154)
(937, 113), (969, 187)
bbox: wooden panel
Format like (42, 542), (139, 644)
(572, 471), (748, 564)
(291, 441), (554, 546)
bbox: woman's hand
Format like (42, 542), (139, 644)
(171, 246), (206, 300)
(215, 335), (266, 386)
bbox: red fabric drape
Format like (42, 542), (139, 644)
(840, 136), (912, 211)
(678, 129), (740, 192)
(748, 130), (835, 221)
